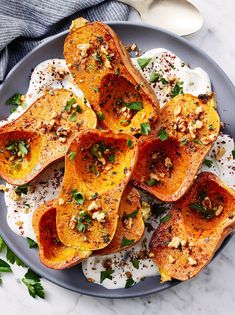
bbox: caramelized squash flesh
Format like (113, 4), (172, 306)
(149, 172), (235, 281)
(64, 18), (159, 133)
(56, 129), (139, 250)
(0, 89), (97, 185)
(132, 94), (220, 202)
(33, 200), (91, 269)
(96, 185), (144, 255)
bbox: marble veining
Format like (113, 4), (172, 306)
(0, 1), (235, 314)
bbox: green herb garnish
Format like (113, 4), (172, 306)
(66, 98), (76, 111)
(137, 58), (152, 70)
(131, 257), (139, 270)
(77, 212), (92, 232)
(26, 238), (38, 249)
(121, 237), (134, 247)
(181, 138), (188, 146)
(170, 82), (184, 98)
(125, 101), (143, 111)
(140, 122), (151, 135)
(125, 277), (135, 288)
(100, 269), (114, 283)
(203, 159), (213, 168)
(15, 184), (30, 196)
(97, 112), (105, 120)
(127, 138), (133, 148)
(69, 151), (76, 161)
(22, 269), (45, 299)
(232, 149), (235, 160)
(0, 259), (12, 273)
(6, 93), (22, 106)
(6, 247), (26, 267)
(158, 128), (168, 141)
(126, 209), (139, 219)
(72, 189), (84, 205)
(149, 72), (160, 83)
(160, 78), (168, 84)
(146, 178), (158, 187)
(69, 112), (76, 122)
(108, 154), (115, 163)
(160, 214), (172, 223)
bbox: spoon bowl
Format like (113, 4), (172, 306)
(121, 0), (203, 36)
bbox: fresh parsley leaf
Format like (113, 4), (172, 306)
(15, 184), (30, 196)
(22, 269), (45, 299)
(126, 209), (139, 219)
(75, 104), (83, 113)
(160, 214), (172, 223)
(127, 138), (133, 148)
(160, 78), (168, 84)
(125, 277), (135, 288)
(149, 72), (160, 83)
(190, 203), (206, 213)
(69, 151), (76, 161)
(232, 149), (235, 160)
(131, 257), (139, 269)
(140, 122), (151, 135)
(26, 237), (38, 249)
(193, 139), (204, 145)
(108, 154), (115, 163)
(181, 138), (188, 146)
(125, 101), (143, 111)
(77, 212), (92, 232)
(208, 124), (214, 131)
(67, 97), (76, 108)
(121, 237), (134, 247)
(6, 93), (22, 106)
(146, 178), (158, 187)
(157, 129), (168, 141)
(0, 259), (12, 273)
(137, 58), (152, 70)
(170, 82), (184, 98)
(97, 112), (105, 120)
(93, 87), (100, 92)
(100, 269), (114, 283)
(18, 141), (28, 157)
(0, 236), (6, 252)
(203, 159), (213, 168)
(69, 112), (77, 122)
(6, 247), (26, 267)
(72, 189), (84, 205)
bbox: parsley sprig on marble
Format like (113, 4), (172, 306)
(0, 235), (45, 299)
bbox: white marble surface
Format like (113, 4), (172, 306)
(0, 1), (235, 314)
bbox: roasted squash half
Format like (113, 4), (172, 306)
(96, 185), (144, 256)
(132, 94), (220, 202)
(0, 89), (97, 185)
(56, 129), (139, 250)
(64, 18), (159, 134)
(33, 200), (91, 269)
(149, 172), (235, 281)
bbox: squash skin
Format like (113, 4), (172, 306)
(149, 172), (235, 281)
(64, 18), (159, 134)
(132, 94), (220, 202)
(33, 200), (91, 269)
(96, 185), (144, 256)
(0, 89), (97, 185)
(56, 129), (139, 250)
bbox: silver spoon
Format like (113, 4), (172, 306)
(120, 0), (203, 36)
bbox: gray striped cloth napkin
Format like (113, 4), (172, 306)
(0, 0), (129, 82)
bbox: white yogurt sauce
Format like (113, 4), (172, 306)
(132, 48), (211, 107)
(2, 50), (234, 290)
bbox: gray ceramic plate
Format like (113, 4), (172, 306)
(0, 22), (234, 299)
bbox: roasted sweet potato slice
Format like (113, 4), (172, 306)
(33, 200), (91, 269)
(132, 94), (220, 202)
(0, 89), (97, 185)
(64, 18), (159, 134)
(96, 185), (144, 255)
(149, 172), (235, 281)
(56, 129), (139, 250)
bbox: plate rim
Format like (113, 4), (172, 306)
(0, 21), (234, 299)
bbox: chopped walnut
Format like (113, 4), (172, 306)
(202, 196), (212, 209)
(174, 105), (181, 116)
(168, 255), (175, 264)
(0, 184), (9, 192)
(215, 146), (226, 160)
(201, 134), (217, 145)
(188, 256), (197, 266)
(58, 198), (64, 205)
(165, 157), (173, 169)
(125, 271), (132, 279)
(215, 205), (224, 216)
(168, 236), (181, 248)
(149, 252), (155, 258)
